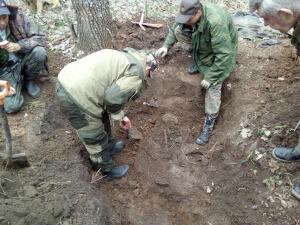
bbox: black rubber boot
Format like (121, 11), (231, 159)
(104, 164), (129, 180)
(187, 64), (199, 75)
(292, 179), (300, 201)
(26, 81), (40, 98)
(196, 114), (218, 145)
(110, 140), (125, 156)
(272, 147), (300, 163)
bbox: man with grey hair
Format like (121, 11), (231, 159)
(249, 0), (300, 200)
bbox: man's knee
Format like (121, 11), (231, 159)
(79, 128), (108, 146)
(4, 97), (24, 113)
(29, 46), (48, 63)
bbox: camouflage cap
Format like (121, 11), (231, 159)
(176, 0), (200, 24)
(0, 0), (10, 16)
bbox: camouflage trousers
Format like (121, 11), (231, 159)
(0, 46), (47, 113)
(175, 26), (223, 115)
(204, 83), (222, 115)
(56, 82), (114, 172)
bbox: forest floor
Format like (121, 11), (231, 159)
(0, 1), (300, 225)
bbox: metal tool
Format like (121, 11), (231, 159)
(0, 81), (29, 168)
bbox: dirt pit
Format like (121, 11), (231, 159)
(0, 22), (299, 225)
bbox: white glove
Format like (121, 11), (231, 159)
(155, 46), (168, 58)
(201, 80), (211, 89)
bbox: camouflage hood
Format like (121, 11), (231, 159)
(123, 47), (147, 80)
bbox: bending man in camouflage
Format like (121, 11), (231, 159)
(155, 0), (238, 145)
(57, 48), (158, 180)
(0, 0), (47, 113)
(249, 0), (300, 200)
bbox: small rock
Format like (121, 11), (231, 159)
(226, 83), (232, 90)
(128, 127), (143, 140)
(23, 185), (38, 198)
(280, 199), (288, 208)
(206, 186), (212, 194)
(154, 177), (169, 187)
(162, 113), (179, 124)
(62, 221), (70, 225)
(241, 128), (252, 139)
(251, 204), (258, 210)
(133, 188), (140, 197)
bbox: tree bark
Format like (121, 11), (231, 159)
(71, 0), (116, 54)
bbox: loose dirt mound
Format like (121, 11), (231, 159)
(0, 22), (299, 225)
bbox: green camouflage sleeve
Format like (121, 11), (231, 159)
(163, 23), (178, 49)
(103, 75), (143, 116)
(204, 23), (233, 85)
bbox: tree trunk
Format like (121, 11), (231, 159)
(71, 0), (116, 54)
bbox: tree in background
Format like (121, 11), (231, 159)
(71, 0), (116, 53)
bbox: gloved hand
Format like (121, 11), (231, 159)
(0, 41), (21, 53)
(155, 46), (168, 58)
(201, 80), (211, 89)
(120, 116), (132, 131)
(0, 80), (15, 105)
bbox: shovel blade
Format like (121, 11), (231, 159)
(7, 153), (30, 168)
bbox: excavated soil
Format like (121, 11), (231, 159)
(0, 21), (299, 225)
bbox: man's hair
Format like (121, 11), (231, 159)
(249, 0), (300, 16)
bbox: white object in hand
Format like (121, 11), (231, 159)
(201, 80), (211, 89)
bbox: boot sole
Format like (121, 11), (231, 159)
(272, 149), (300, 163)
(292, 189), (300, 200)
(195, 139), (208, 145)
(104, 165), (129, 181)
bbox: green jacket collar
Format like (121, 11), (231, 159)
(195, 4), (207, 33)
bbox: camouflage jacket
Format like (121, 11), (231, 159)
(58, 48), (147, 120)
(291, 20), (300, 53)
(0, 5), (45, 68)
(163, 3), (238, 86)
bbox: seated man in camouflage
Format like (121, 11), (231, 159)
(249, 0), (300, 200)
(57, 48), (158, 180)
(155, 0), (238, 145)
(0, 0), (47, 113)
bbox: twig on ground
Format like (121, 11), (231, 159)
(294, 120), (300, 131)
(91, 168), (105, 184)
(0, 182), (7, 196)
(0, 177), (14, 182)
